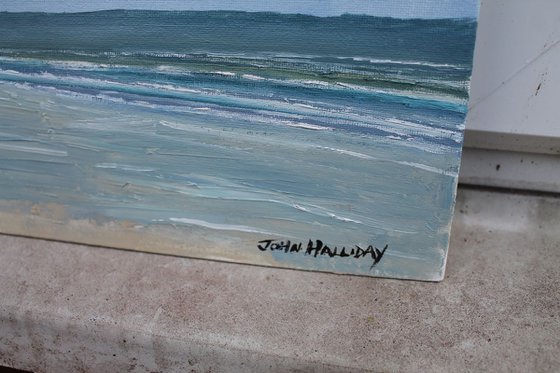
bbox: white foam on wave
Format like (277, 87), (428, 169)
(95, 163), (155, 172)
(135, 82), (202, 94)
(166, 217), (272, 234)
(241, 74), (265, 81)
(123, 51), (193, 59)
(47, 60), (112, 70)
(282, 121), (330, 131)
(210, 71), (236, 77)
(155, 65), (192, 75)
(292, 102), (319, 110)
(0, 143), (68, 157)
(301, 80), (331, 87)
(291, 202), (365, 226)
(158, 120), (199, 131)
(384, 117), (462, 143)
(0, 69), (129, 89)
(327, 213), (363, 224)
(335, 81), (466, 108)
(314, 144), (456, 176)
(315, 146), (373, 160)
(94, 94), (127, 104)
(342, 57), (466, 70)
(395, 161), (457, 177)
(1, 69), (206, 97)
(292, 204), (310, 212)
(0, 68), (23, 75)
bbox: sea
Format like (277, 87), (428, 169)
(0, 11), (477, 279)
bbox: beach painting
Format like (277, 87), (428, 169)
(0, 1), (479, 280)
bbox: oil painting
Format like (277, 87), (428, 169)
(0, 1), (479, 280)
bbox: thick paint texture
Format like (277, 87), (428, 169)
(0, 10), (477, 280)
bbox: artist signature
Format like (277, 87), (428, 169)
(257, 239), (388, 270)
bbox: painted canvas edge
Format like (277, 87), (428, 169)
(0, 207), (447, 281)
(0, 5), (480, 282)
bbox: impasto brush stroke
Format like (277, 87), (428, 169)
(0, 9), (478, 280)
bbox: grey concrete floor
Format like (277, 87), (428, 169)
(0, 187), (559, 372)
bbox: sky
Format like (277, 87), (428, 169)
(0, 0), (479, 19)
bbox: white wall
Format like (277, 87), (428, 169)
(460, 0), (560, 192)
(465, 0), (560, 153)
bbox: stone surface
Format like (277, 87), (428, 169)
(0, 187), (559, 372)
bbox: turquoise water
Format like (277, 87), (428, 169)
(0, 11), (477, 279)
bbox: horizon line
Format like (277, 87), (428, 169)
(0, 9), (478, 21)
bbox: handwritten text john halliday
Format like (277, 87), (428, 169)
(257, 239), (388, 270)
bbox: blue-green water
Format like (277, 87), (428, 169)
(0, 11), (477, 279)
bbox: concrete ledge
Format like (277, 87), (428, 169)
(1, 187), (559, 372)
(460, 147), (560, 193)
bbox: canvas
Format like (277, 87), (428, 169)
(0, 1), (479, 281)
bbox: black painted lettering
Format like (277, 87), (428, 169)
(257, 239), (274, 251)
(290, 242), (302, 253)
(339, 247), (350, 257)
(372, 244), (389, 267)
(258, 238), (389, 271)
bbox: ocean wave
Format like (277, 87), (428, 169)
(1, 76), (462, 149)
(334, 82), (466, 109)
(0, 55), (468, 111)
(22, 49), (468, 72)
(0, 66), (464, 148)
(0, 68), (128, 88)
(113, 50), (467, 71)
